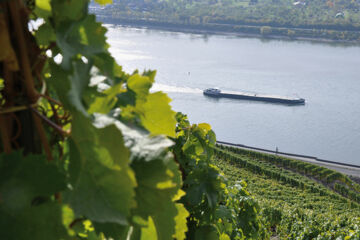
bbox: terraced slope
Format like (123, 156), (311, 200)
(212, 147), (360, 239)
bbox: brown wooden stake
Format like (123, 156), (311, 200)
(0, 115), (12, 153)
(31, 111), (53, 161)
(8, 0), (54, 161)
(1, 63), (14, 153)
(8, 0), (38, 103)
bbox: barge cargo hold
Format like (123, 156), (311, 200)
(203, 88), (305, 105)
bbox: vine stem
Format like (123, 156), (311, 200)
(30, 106), (70, 137)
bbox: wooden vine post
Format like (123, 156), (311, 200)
(0, 0), (69, 162)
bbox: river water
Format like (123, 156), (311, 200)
(106, 24), (360, 165)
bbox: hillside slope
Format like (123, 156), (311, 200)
(212, 146), (360, 239)
(93, 0), (360, 41)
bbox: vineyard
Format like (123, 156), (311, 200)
(213, 145), (360, 239)
(215, 145), (360, 203)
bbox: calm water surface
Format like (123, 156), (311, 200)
(106, 25), (360, 165)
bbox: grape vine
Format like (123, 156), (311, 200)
(0, 0), (263, 239)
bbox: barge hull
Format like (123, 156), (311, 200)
(203, 92), (305, 105)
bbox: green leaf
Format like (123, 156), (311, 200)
(140, 217), (158, 240)
(111, 113), (182, 240)
(0, 202), (69, 240)
(131, 156), (181, 240)
(55, 15), (108, 69)
(184, 165), (224, 209)
(93, 222), (129, 239)
(35, 22), (56, 46)
(50, 60), (95, 115)
(34, 0), (51, 19)
(219, 233), (231, 240)
(127, 74), (153, 101)
(106, 114), (174, 162)
(173, 203), (189, 240)
(88, 82), (123, 114)
(194, 225), (218, 240)
(93, 53), (125, 80)
(0, 152), (66, 213)
(94, 0), (113, 5)
(65, 112), (136, 225)
(51, 0), (88, 24)
(92, 115), (184, 239)
(140, 92), (177, 137)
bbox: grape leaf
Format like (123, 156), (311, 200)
(88, 82), (124, 114)
(194, 225), (219, 240)
(95, 115), (184, 240)
(131, 157), (181, 240)
(127, 74), (153, 101)
(51, 0), (88, 23)
(50, 60), (97, 116)
(98, 114), (174, 162)
(0, 152), (66, 213)
(34, 0), (52, 19)
(35, 22), (56, 46)
(93, 53), (125, 80)
(0, 202), (69, 240)
(95, 0), (113, 5)
(140, 217), (158, 240)
(65, 112), (136, 225)
(92, 222), (129, 239)
(140, 92), (176, 137)
(93, 114), (187, 239)
(55, 15), (108, 69)
(174, 203), (189, 240)
(184, 165), (224, 209)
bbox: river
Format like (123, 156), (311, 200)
(106, 24), (360, 165)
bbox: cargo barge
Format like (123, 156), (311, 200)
(203, 88), (305, 105)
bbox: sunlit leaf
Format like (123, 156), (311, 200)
(94, 0), (113, 5)
(140, 92), (176, 137)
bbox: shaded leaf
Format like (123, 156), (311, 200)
(0, 203), (69, 240)
(0, 152), (66, 213)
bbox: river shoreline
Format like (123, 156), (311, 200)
(98, 16), (360, 45)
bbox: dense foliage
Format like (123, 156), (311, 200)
(95, 0), (360, 41)
(0, 0), (265, 239)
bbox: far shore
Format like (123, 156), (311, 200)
(97, 16), (360, 45)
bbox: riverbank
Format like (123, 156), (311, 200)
(97, 16), (360, 45)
